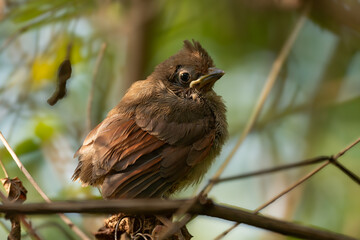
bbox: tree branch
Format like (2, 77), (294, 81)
(0, 199), (356, 240)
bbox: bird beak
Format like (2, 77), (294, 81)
(190, 67), (225, 91)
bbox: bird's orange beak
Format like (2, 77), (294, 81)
(190, 67), (225, 91)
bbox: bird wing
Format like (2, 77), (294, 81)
(73, 114), (165, 184)
(73, 110), (215, 199)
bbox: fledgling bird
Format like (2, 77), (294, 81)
(72, 40), (228, 199)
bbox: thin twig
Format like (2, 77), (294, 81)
(214, 223), (237, 240)
(0, 132), (91, 240)
(216, 136), (360, 239)
(157, 195), (198, 240)
(86, 42), (107, 132)
(331, 160), (360, 185)
(203, 0), (311, 197)
(31, 221), (75, 240)
(0, 189), (9, 203)
(333, 137), (360, 159)
(0, 132), (50, 202)
(215, 161), (330, 240)
(0, 157), (9, 178)
(0, 199), (356, 240)
(213, 155), (329, 184)
(20, 217), (43, 240)
(158, 213), (192, 240)
(254, 161), (330, 213)
(328, 136), (360, 185)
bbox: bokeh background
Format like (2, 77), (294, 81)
(0, 0), (360, 239)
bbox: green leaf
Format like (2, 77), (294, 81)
(14, 139), (40, 156)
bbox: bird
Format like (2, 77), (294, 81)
(72, 40), (228, 199)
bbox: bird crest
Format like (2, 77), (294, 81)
(153, 40), (215, 79)
(182, 40), (214, 70)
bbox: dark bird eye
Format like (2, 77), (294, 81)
(179, 72), (190, 83)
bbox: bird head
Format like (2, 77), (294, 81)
(151, 40), (225, 93)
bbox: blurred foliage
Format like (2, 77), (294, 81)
(31, 34), (83, 89)
(0, 0), (360, 239)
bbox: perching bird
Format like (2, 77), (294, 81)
(72, 40), (228, 199)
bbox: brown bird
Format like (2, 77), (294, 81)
(72, 40), (228, 199)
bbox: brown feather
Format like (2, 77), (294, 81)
(73, 40), (228, 199)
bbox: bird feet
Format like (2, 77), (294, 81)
(94, 213), (192, 240)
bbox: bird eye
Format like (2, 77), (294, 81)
(179, 72), (190, 83)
